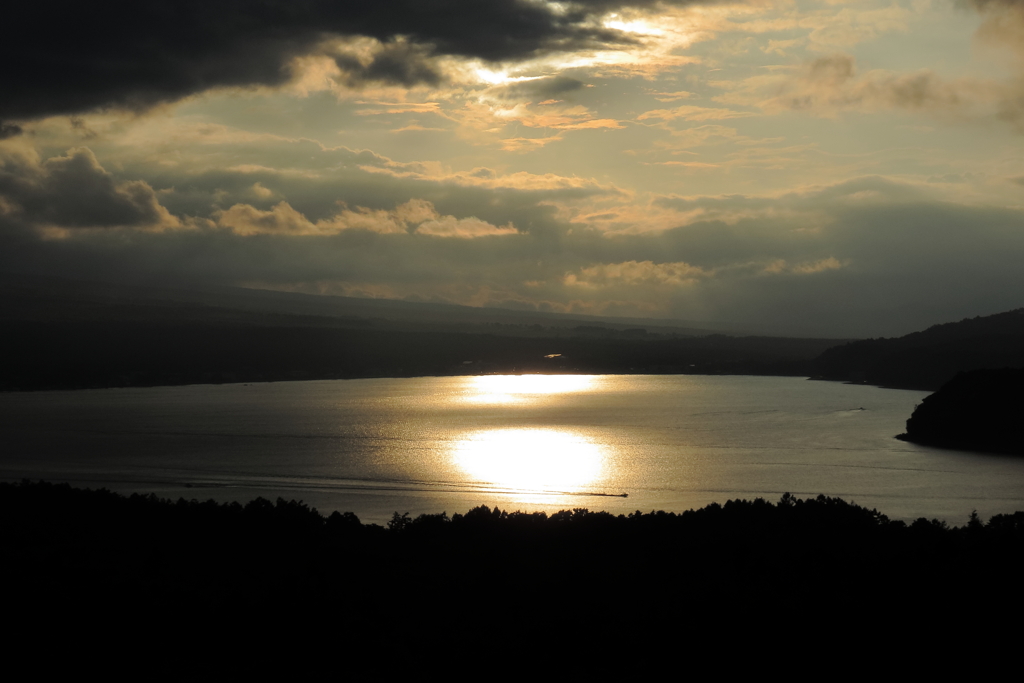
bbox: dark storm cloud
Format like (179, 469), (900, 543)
(0, 123), (22, 140)
(1, 1), (721, 122)
(333, 41), (444, 88)
(498, 76), (588, 101)
(0, 148), (168, 229)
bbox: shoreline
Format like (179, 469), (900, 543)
(0, 368), (819, 394)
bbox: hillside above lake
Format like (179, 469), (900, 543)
(812, 309), (1024, 390)
(0, 273), (842, 391)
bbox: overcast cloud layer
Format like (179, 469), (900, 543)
(3, 0), (1024, 337)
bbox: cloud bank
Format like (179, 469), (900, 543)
(2, 1), (1023, 338)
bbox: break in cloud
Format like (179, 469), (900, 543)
(1, 0), (729, 123)
(3, 0), (1024, 337)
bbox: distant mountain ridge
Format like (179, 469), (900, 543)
(0, 272), (842, 391)
(0, 271), (730, 337)
(813, 309), (1024, 390)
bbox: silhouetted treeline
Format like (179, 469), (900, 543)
(813, 308), (1024, 390)
(4, 480), (1023, 651)
(898, 368), (1024, 454)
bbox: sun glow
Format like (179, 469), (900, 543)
(452, 428), (605, 493)
(603, 16), (665, 36)
(473, 68), (543, 86)
(463, 374), (596, 404)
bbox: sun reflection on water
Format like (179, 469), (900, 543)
(463, 374), (596, 404)
(452, 428), (605, 496)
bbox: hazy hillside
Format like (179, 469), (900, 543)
(0, 273), (842, 391)
(0, 271), (724, 337)
(813, 309), (1024, 390)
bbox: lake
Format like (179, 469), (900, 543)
(2, 374), (1023, 524)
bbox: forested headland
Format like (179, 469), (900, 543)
(898, 367), (1024, 454)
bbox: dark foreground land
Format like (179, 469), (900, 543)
(4, 480), (1023, 657)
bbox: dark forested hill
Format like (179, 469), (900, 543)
(813, 309), (1024, 390)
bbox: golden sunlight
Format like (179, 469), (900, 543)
(603, 16), (665, 36)
(473, 68), (541, 86)
(463, 374), (596, 404)
(452, 428), (604, 493)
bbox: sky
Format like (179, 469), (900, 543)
(2, 0), (1024, 337)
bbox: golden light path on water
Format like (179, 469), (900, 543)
(461, 374), (596, 404)
(452, 428), (605, 499)
(450, 375), (609, 502)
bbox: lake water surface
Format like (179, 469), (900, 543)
(3, 374), (1023, 524)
